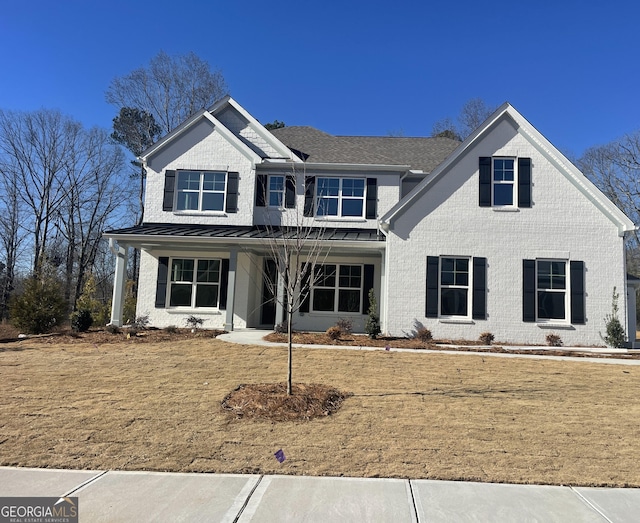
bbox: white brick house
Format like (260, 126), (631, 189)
(104, 96), (637, 346)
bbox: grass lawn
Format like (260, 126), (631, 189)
(1, 330), (639, 487)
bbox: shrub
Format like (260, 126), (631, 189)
(479, 332), (494, 345)
(335, 318), (353, 335)
(602, 287), (626, 348)
(10, 275), (67, 334)
(122, 280), (137, 325)
(70, 309), (93, 332)
(132, 315), (150, 330)
(326, 325), (342, 340)
(164, 325), (179, 334)
(274, 321), (291, 334)
(75, 274), (109, 327)
(185, 315), (205, 330)
(546, 333), (563, 347)
(365, 289), (381, 339)
(106, 324), (121, 334)
(410, 321), (432, 343)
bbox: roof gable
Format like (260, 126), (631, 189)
(380, 103), (636, 236)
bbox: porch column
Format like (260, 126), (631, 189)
(109, 240), (128, 327)
(275, 271), (285, 327)
(380, 249), (387, 335)
(224, 248), (238, 331)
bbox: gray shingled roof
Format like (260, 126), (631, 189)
(270, 126), (460, 173)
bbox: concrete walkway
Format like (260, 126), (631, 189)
(2, 467), (639, 522)
(219, 328), (640, 365)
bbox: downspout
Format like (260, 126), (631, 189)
(378, 220), (391, 335)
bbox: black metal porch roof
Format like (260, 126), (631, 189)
(104, 223), (385, 242)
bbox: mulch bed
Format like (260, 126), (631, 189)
(263, 332), (640, 359)
(221, 383), (350, 421)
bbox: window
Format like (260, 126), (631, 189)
(316, 177), (365, 217)
(426, 256), (487, 320)
(268, 175), (285, 207)
(522, 259), (585, 324)
(479, 157), (531, 208)
(492, 158), (515, 206)
(169, 258), (221, 308)
(176, 171), (226, 211)
(440, 257), (470, 316)
(311, 264), (362, 313)
(536, 260), (566, 320)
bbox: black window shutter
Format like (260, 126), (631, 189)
(366, 178), (377, 219)
(300, 264), (311, 312)
(155, 257), (169, 308)
(255, 174), (266, 207)
(479, 157), (492, 207)
(226, 172), (239, 213)
(518, 158), (532, 208)
(304, 176), (316, 217)
(362, 264), (375, 314)
(570, 260), (586, 324)
(285, 175), (296, 208)
(163, 171), (176, 211)
(523, 259), (536, 322)
(472, 257), (487, 320)
(219, 259), (230, 310)
(426, 256), (439, 318)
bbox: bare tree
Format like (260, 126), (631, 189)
(0, 167), (26, 319)
(0, 109), (81, 276)
(431, 98), (496, 141)
(259, 170), (330, 395)
(57, 127), (125, 307)
(106, 51), (228, 135)
(578, 133), (640, 249)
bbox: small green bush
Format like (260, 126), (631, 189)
(185, 315), (205, 330)
(164, 325), (179, 334)
(10, 276), (67, 334)
(365, 289), (381, 339)
(71, 309), (93, 332)
(602, 287), (626, 348)
(106, 324), (121, 334)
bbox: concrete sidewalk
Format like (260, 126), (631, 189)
(1, 467), (639, 522)
(219, 328), (640, 366)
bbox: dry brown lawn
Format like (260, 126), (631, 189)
(1, 329), (640, 487)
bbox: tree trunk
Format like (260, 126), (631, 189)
(287, 308), (293, 395)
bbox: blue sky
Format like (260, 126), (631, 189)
(1, 0), (639, 158)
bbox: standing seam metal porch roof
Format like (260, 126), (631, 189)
(104, 223), (385, 242)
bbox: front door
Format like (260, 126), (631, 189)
(260, 259), (277, 326)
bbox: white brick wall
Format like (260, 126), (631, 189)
(144, 118), (256, 226)
(384, 119), (627, 346)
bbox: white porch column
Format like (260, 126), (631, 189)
(275, 271), (285, 327)
(109, 240), (128, 327)
(224, 248), (238, 331)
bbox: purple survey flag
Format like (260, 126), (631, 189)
(385, 345), (390, 351)
(274, 449), (286, 463)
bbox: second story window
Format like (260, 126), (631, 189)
(268, 175), (285, 207)
(479, 157), (531, 209)
(316, 177), (365, 217)
(176, 171), (226, 212)
(492, 158), (515, 206)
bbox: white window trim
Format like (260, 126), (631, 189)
(535, 258), (569, 323)
(315, 177), (366, 218)
(168, 257), (222, 309)
(175, 170), (227, 212)
(439, 256), (472, 319)
(310, 263), (364, 314)
(267, 174), (285, 208)
(492, 157), (517, 208)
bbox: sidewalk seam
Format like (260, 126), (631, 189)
(570, 487), (613, 523)
(407, 479), (419, 523)
(61, 469), (108, 497)
(233, 474), (263, 523)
